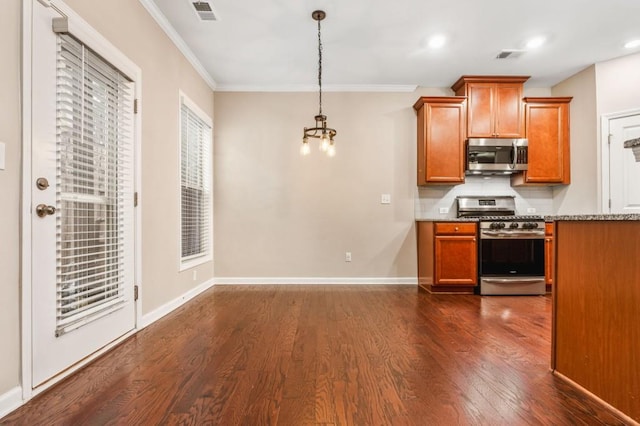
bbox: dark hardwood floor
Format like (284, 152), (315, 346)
(2, 285), (631, 425)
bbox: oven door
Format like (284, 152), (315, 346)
(479, 235), (545, 295)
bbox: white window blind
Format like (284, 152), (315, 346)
(55, 34), (134, 336)
(180, 100), (212, 263)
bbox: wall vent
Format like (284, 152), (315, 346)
(496, 49), (526, 59)
(191, 1), (218, 21)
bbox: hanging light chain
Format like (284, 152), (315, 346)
(317, 17), (323, 116)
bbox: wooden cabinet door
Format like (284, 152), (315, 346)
(494, 84), (524, 137)
(522, 98), (571, 184)
(434, 235), (477, 285)
(414, 97), (466, 185)
(466, 83), (494, 138)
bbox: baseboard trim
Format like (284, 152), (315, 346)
(552, 371), (639, 425)
(0, 387), (23, 420)
(214, 277), (418, 285)
(141, 279), (215, 328)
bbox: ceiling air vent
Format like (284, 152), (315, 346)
(191, 1), (218, 21)
(496, 49), (526, 59)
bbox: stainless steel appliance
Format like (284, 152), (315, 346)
(466, 138), (528, 175)
(457, 196), (545, 295)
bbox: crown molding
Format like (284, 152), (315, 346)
(214, 84), (418, 93)
(138, 0), (217, 91)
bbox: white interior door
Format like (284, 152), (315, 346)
(31, 3), (136, 387)
(608, 113), (640, 214)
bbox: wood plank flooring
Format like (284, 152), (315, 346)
(2, 285), (631, 425)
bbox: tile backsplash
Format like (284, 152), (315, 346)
(415, 176), (553, 219)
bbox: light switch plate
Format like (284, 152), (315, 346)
(527, 207), (536, 213)
(0, 142), (5, 170)
(381, 194), (391, 204)
(439, 207), (449, 214)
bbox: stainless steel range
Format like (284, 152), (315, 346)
(457, 196), (546, 296)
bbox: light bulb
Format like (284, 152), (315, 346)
(300, 140), (310, 156)
(327, 140), (336, 157)
(320, 133), (330, 152)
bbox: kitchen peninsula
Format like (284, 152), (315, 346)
(551, 215), (640, 423)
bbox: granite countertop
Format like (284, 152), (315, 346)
(546, 214), (640, 221)
(415, 217), (479, 222)
(623, 137), (640, 148)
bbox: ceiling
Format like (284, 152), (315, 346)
(146, 0), (640, 91)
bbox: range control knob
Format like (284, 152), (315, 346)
(490, 222), (506, 230)
(522, 222), (539, 229)
(509, 222), (519, 229)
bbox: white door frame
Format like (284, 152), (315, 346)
(20, 0), (143, 400)
(599, 108), (640, 213)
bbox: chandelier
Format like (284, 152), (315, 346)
(301, 10), (337, 157)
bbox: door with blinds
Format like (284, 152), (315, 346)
(31, 3), (137, 387)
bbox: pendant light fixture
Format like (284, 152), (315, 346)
(301, 10), (337, 157)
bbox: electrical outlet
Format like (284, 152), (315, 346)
(193, 270), (197, 281)
(527, 207), (536, 213)
(439, 207), (449, 214)
(381, 194), (391, 204)
(345, 252), (352, 262)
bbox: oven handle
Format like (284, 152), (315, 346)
(480, 230), (545, 239)
(482, 278), (544, 284)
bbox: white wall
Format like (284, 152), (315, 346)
(596, 52), (640, 115)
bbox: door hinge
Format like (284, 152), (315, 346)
(134, 99), (139, 114)
(134, 285), (139, 301)
(134, 192), (138, 207)
(608, 134), (612, 145)
(609, 199), (612, 209)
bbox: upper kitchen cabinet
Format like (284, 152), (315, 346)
(512, 97), (572, 186)
(451, 75), (529, 138)
(413, 96), (466, 185)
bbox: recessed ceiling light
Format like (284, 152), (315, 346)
(624, 39), (640, 49)
(428, 35), (446, 49)
(526, 36), (546, 49)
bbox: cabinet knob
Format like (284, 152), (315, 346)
(454, 226), (459, 231)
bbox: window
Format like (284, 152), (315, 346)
(180, 94), (212, 268)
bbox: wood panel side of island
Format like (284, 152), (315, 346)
(553, 220), (640, 422)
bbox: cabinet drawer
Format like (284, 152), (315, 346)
(435, 222), (476, 235)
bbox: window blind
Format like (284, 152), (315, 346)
(55, 34), (134, 336)
(180, 102), (212, 261)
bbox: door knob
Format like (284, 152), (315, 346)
(36, 204), (56, 218)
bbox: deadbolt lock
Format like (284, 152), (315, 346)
(36, 204), (56, 218)
(36, 177), (50, 190)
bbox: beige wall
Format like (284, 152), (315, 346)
(214, 89), (447, 278)
(0, 0), (214, 399)
(551, 66), (599, 214)
(550, 52), (640, 214)
(0, 0), (23, 396)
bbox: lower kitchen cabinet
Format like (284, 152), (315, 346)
(544, 222), (554, 291)
(417, 221), (478, 293)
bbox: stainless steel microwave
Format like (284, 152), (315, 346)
(466, 138), (528, 175)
